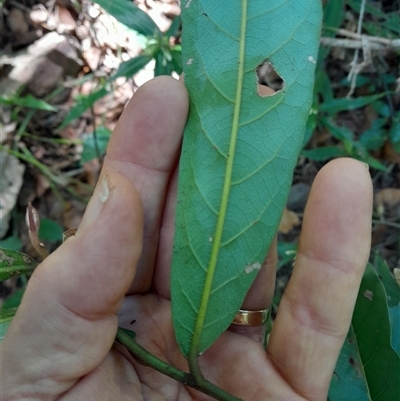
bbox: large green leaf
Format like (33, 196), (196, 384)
(171, 0), (322, 358)
(330, 263), (400, 400)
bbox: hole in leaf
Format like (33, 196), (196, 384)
(256, 60), (285, 97)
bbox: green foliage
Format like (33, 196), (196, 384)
(329, 325), (370, 401)
(80, 126), (111, 163)
(92, 0), (182, 81)
(0, 236), (22, 251)
(92, 0), (160, 37)
(329, 263), (400, 401)
(302, 146), (347, 161)
(347, 0), (400, 36)
(110, 55), (153, 82)
(38, 218), (64, 242)
(0, 249), (37, 282)
(318, 93), (387, 114)
(2, 288), (25, 309)
(303, 0), (399, 169)
(0, 308), (17, 341)
(303, 117), (387, 170)
(171, 0), (322, 358)
(59, 85), (109, 130)
(389, 112), (400, 152)
(372, 254), (400, 355)
(318, 0), (345, 65)
(59, 1), (182, 131)
(0, 93), (57, 111)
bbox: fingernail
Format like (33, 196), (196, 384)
(362, 162), (369, 171)
(77, 175), (110, 234)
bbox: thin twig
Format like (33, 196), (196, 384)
(336, 28), (400, 45)
(372, 219), (400, 230)
(347, 0), (367, 98)
(320, 37), (400, 51)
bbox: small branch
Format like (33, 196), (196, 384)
(336, 28), (400, 46)
(115, 328), (244, 401)
(347, 0), (367, 98)
(320, 37), (400, 51)
(372, 219), (400, 230)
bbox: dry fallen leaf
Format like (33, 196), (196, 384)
(393, 268), (400, 286)
(0, 150), (25, 238)
(278, 207), (300, 234)
(375, 188), (400, 218)
(382, 142), (400, 165)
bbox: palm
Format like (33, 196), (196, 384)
(118, 292), (311, 401)
(3, 77), (372, 401)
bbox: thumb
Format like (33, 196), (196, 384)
(2, 173), (143, 400)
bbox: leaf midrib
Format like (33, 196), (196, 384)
(189, 0), (248, 359)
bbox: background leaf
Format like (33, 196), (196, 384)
(58, 86), (109, 130)
(372, 254), (400, 355)
(0, 308), (17, 341)
(0, 248), (37, 282)
(344, 263), (400, 400)
(329, 262), (400, 400)
(318, 93), (387, 115)
(2, 288), (25, 309)
(92, 0), (160, 37)
(0, 94), (57, 111)
(302, 146), (347, 161)
(110, 55), (153, 81)
(38, 218), (64, 242)
(80, 126), (111, 163)
(329, 326), (370, 401)
(0, 235), (22, 251)
(171, 0), (322, 357)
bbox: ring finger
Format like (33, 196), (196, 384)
(228, 237), (277, 342)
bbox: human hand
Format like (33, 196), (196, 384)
(2, 77), (373, 401)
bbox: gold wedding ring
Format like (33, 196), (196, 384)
(232, 309), (270, 326)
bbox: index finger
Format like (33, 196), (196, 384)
(102, 77), (188, 293)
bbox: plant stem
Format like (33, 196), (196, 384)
(116, 328), (244, 401)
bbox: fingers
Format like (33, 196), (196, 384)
(2, 173), (143, 399)
(103, 76), (188, 294)
(241, 237), (277, 310)
(228, 238), (277, 342)
(267, 158), (373, 400)
(153, 162), (179, 297)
